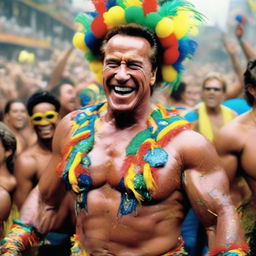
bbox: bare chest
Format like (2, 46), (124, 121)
(33, 151), (52, 179)
(87, 133), (182, 200)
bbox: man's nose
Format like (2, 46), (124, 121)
(115, 64), (130, 82)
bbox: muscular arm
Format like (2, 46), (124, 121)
(13, 154), (37, 209)
(179, 131), (244, 251)
(213, 123), (241, 181)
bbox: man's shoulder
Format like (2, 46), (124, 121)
(16, 144), (38, 162)
(70, 102), (105, 121)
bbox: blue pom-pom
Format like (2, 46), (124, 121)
(235, 14), (243, 23)
(144, 148), (168, 167)
(78, 174), (93, 191)
(85, 31), (101, 53)
(85, 31), (97, 48)
(106, 0), (117, 10)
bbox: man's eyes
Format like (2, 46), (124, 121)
(106, 61), (142, 69)
(128, 63), (142, 69)
(106, 61), (119, 67)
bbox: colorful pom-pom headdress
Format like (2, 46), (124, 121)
(73, 0), (204, 89)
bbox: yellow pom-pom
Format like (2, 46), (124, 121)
(155, 18), (173, 38)
(123, 0), (142, 7)
(90, 61), (103, 84)
(172, 15), (190, 39)
(89, 61), (103, 73)
(18, 50), (29, 63)
(72, 32), (88, 52)
(27, 53), (35, 63)
(162, 65), (177, 82)
(103, 6), (126, 29)
(95, 71), (103, 85)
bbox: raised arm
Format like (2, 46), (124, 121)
(46, 47), (73, 91)
(179, 131), (246, 254)
(235, 23), (256, 61)
(224, 36), (244, 99)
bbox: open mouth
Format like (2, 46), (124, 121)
(113, 86), (135, 95)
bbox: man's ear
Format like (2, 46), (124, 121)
(150, 68), (157, 86)
(248, 85), (256, 98)
(4, 149), (12, 159)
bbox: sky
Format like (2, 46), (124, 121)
(72, 0), (232, 31)
(190, 0), (231, 31)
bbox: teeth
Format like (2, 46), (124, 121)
(39, 127), (51, 132)
(114, 86), (133, 93)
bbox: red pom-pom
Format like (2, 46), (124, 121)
(142, 0), (158, 15)
(93, 0), (106, 15)
(91, 16), (107, 38)
(163, 47), (180, 65)
(159, 34), (178, 49)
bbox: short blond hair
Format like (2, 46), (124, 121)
(202, 72), (227, 92)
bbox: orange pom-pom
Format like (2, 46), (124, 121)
(91, 16), (107, 38)
(142, 0), (157, 15)
(159, 34), (178, 49)
(163, 47), (180, 65)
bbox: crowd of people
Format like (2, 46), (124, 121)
(0, 0), (256, 255)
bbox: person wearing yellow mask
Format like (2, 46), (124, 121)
(14, 90), (61, 209)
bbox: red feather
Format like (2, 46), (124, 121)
(142, 0), (158, 15)
(93, 0), (106, 15)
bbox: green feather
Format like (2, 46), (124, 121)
(158, 0), (194, 17)
(75, 13), (93, 31)
(126, 129), (152, 155)
(84, 51), (97, 62)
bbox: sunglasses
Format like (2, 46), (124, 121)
(30, 110), (59, 125)
(203, 87), (222, 92)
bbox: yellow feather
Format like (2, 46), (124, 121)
(68, 152), (82, 190)
(124, 164), (143, 201)
(143, 163), (156, 190)
(157, 120), (188, 141)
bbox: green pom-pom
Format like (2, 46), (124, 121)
(125, 6), (145, 26)
(84, 51), (97, 62)
(145, 13), (162, 31)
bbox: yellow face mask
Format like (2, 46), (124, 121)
(30, 110), (59, 125)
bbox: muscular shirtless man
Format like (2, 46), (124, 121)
(214, 59), (256, 255)
(0, 1), (248, 255)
